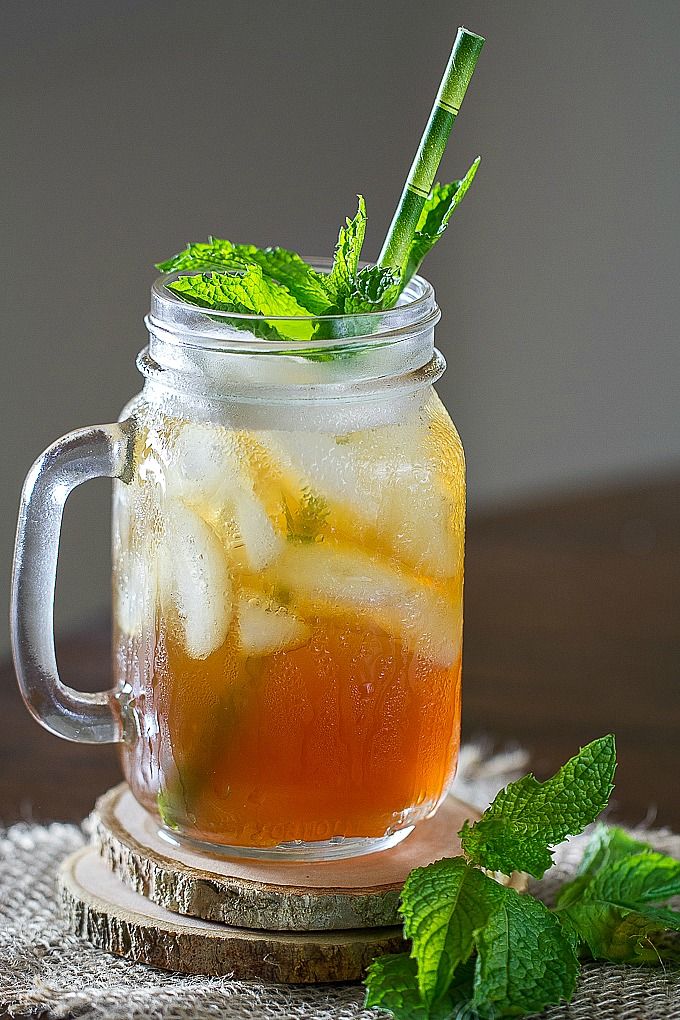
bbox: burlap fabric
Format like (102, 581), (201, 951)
(1, 745), (678, 1019)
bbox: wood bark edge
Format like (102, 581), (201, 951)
(59, 847), (404, 984)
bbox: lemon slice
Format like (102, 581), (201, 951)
(271, 542), (461, 667)
(255, 410), (464, 581)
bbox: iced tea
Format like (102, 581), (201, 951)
(114, 391), (465, 851)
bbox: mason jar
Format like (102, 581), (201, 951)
(11, 265), (465, 861)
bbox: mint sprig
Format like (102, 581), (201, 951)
(460, 735), (617, 879)
(324, 195), (367, 310)
(364, 735), (680, 1020)
(156, 169), (477, 334)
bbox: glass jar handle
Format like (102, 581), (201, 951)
(10, 421), (134, 744)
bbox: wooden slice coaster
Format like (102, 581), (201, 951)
(59, 846), (404, 983)
(91, 784), (527, 931)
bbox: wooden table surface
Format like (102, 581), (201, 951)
(1, 474), (678, 832)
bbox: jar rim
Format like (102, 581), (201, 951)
(148, 257), (439, 351)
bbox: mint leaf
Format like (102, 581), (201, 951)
(167, 273), (285, 341)
(556, 824), (650, 910)
(156, 238), (245, 274)
(577, 824), (649, 878)
(472, 887), (579, 1018)
(400, 858), (504, 1007)
(364, 954), (470, 1020)
(364, 955), (428, 1020)
(326, 195), (367, 306)
(460, 735), (617, 878)
(344, 264), (401, 314)
(403, 157), (481, 285)
(157, 239), (330, 315)
(167, 266), (318, 341)
(235, 244), (331, 314)
(556, 829), (680, 963)
(283, 490), (329, 543)
(557, 901), (680, 965)
(167, 265), (311, 318)
(587, 849), (680, 904)
(157, 788), (181, 831)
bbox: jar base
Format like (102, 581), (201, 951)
(157, 824), (415, 862)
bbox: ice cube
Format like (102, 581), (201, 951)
(237, 590), (310, 656)
(379, 465), (463, 580)
(376, 404), (465, 580)
(199, 350), (325, 390)
(159, 499), (233, 659)
(255, 430), (382, 531)
(271, 543), (461, 667)
(231, 490), (284, 571)
(165, 422), (284, 572)
(164, 422), (242, 504)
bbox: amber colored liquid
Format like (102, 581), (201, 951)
(122, 621), (461, 847)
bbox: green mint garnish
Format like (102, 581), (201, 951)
(390, 857), (579, 1019)
(168, 264), (311, 318)
(157, 239), (331, 316)
(156, 168), (478, 334)
(157, 238), (245, 275)
(157, 787), (181, 831)
(323, 195), (367, 310)
(167, 265), (317, 341)
(459, 735), (617, 878)
(234, 244), (330, 314)
(367, 866), (579, 1020)
(365, 955), (424, 1020)
(364, 734), (680, 1019)
(555, 823), (651, 911)
(343, 265), (402, 315)
(555, 824), (680, 964)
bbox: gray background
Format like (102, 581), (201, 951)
(2, 0), (679, 654)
